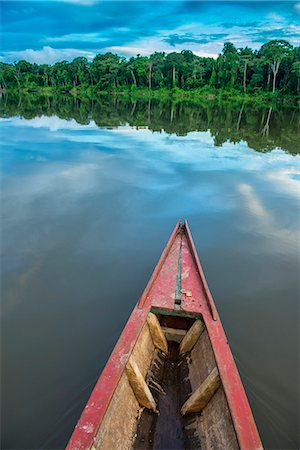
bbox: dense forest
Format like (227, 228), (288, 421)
(0, 40), (299, 96)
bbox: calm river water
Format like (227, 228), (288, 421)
(1, 96), (299, 449)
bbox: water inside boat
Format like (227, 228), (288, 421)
(92, 312), (239, 450)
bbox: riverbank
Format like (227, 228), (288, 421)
(2, 86), (299, 106)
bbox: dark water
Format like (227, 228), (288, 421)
(1, 95), (299, 449)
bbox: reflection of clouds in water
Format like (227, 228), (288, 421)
(0, 116), (98, 132)
(1, 115), (300, 164)
(3, 257), (44, 314)
(237, 182), (300, 251)
(3, 162), (103, 201)
(60, 162), (99, 184)
(265, 168), (300, 198)
(2, 116), (299, 187)
(57, 127), (300, 188)
(238, 184), (268, 219)
(2, 117), (299, 224)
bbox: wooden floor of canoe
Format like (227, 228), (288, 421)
(92, 314), (239, 450)
(133, 343), (197, 449)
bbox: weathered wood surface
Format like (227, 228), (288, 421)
(179, 319), (204, 354)
(162, 326), (186, 343)
(184, 327), (240, 449)
(93, 322), (155, 449)
(147, 312), (168, 354)
(177, 351), (203, 449)
(152, 343), (185, 449)
(181, 367), (220, 415)
(134, 343), (186, 450)
(133, 349), (165, 450)
(126, 356), (157, 411)
(189, 329), (216, 388)
(131, 320), (155, 378)
(93, 371), (139, 450)
(200, 387), (240, 450)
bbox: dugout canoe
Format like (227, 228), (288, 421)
(67, 220), (263, 450)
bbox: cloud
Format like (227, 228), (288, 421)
(193, 50), (219, 58)
(1, 1), (299, 64)
(57, 0), (97, 4)
(103, 46), (153, 57)
(250, 24), (300, 46)
(47, 33), (107, 43)
(104, 41), (219, 59)
(266, 13), (284, 23)
(294, 3), (300, 14)
(221, 22), (259, 28)
(164, 33), (228, 47)
(3, 46), (96, 64)
(4, 0), (96, 2)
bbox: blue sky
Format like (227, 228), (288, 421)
(1, 1), (300, 64)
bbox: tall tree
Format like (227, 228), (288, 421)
(238, 47), (254, 93)
(149, 52), (166, 88)
(90, 53), (121, 89)
(218, 42), (239, 88)
(165, 52), (184, 88)
(69, 57), (89, 87)
(260, 40), (293, 92)
(292, 61), (300, 94)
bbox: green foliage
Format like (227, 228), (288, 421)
(260, 40), (293, 63)
(1, 40), (299, 97)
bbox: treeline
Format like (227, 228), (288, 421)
(1, 93), (299, 154)
(0, 40), (299, 95)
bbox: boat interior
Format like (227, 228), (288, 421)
(92, 311), (239, 450)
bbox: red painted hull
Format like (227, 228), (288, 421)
(67, 221), (263, 450)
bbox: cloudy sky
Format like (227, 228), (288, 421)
(1, 1), (300, 64)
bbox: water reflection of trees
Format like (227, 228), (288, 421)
(1, 93), (299, 154)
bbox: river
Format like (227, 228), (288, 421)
(1, 95), (299, 449)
